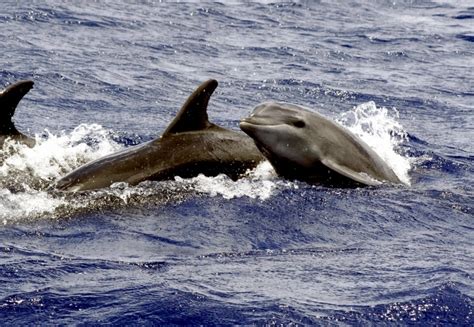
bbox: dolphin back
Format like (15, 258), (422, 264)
(56, 79), (264, 192)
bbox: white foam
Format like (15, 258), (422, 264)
(0, 124), (121, 180)
(0, 187), (66, 224)
(0, 124), (122, 181)
(0, 106), (412, 222)
(175, 161), (288, 200)
(337, 101), (412, 185)
(0, 124), (123, 222)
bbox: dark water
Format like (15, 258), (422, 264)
(1, 1), (473, 325)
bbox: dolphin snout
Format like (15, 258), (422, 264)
(239, 115), (270, 131)
(240, 116), (259, 125)
(239, 114), (275, 127)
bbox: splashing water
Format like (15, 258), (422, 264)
(337, 101), (412, 185)
(185, 102), (413, 198)
(0, 124), (123, 222)
(175, 161), (294, 201)
(0, 124), (122, 183)
(0, 104), (412, 222)
(0, 187), (66, 224)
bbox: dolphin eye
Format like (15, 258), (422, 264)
(293, 120), (306, 128)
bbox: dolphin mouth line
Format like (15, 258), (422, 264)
(240, 119), (281, 127)
(240, 118), (260, 126)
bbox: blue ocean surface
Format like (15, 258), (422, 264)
(1, 1), (473, 325)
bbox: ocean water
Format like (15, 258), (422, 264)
(1, 1), (473, 325)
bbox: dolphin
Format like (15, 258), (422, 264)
(240, 102), (402, 187)
(0, 80), (35, 147)
(56, 79), (264, 192)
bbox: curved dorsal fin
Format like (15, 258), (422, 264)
(162, 79), (218, 136)
(0, 80), (34, 135)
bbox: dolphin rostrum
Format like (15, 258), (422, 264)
(240, 102), (402, 187)
(0, 80), (35, 147)
(56, 79), (264, 192)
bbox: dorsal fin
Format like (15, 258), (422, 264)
(162, 79), (218, 136)
(0, 80), (34, 136)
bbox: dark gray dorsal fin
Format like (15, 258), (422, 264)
(0, 80), (34, 135)
(162, 79), (218, 136)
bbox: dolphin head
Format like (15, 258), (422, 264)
(241, 102), (402, 186)
(240, 102), (322, 173)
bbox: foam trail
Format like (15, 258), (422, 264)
(337, 101), (411, 185)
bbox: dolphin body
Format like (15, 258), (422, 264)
(240, 102), (402, 187)
(56, 80), (264, 192)
(0, 80), (35, 147)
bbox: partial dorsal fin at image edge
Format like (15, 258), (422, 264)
(0, 80), (34, 136)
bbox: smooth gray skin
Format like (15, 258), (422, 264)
(240, 102), (402, 187)
(56, 79), (264, 192)
(0, 80), (35, 147)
